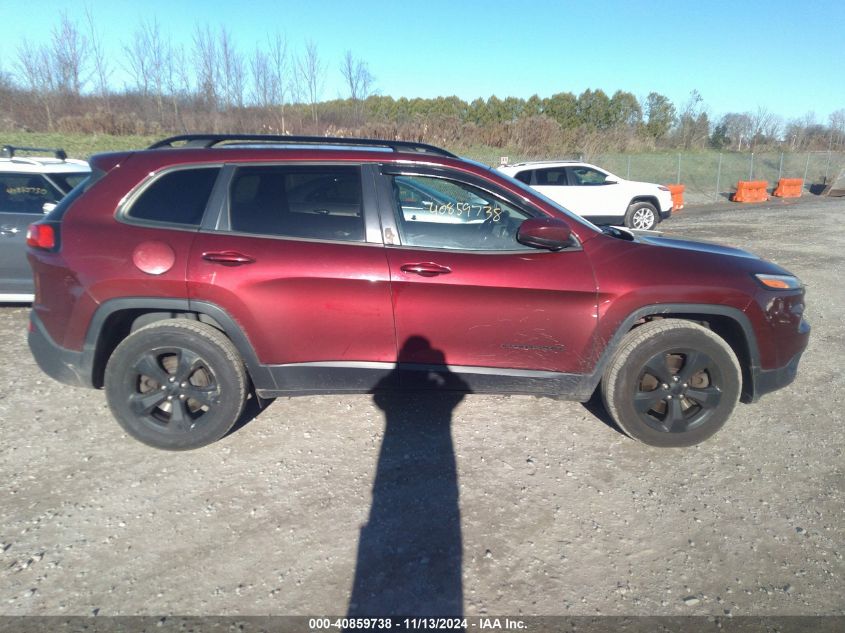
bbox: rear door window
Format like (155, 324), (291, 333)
(535, 168), (569, 186)
(228, 165), (365, 243)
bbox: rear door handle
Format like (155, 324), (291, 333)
(0, 225), (19, 236)
(400, 262), (452, 277)
(202, 251), (256, 265)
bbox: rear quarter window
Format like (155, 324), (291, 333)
(126, 168), (220, 226)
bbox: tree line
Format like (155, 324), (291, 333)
(1, 12), (843, 156)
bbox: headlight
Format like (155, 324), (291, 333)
(754, 274), (803, 290)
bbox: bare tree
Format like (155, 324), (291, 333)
(341, 50), (374, 101)
(268, 32), (290, 132)
(123, 26), (151, 96)
(193, 24), (219, 110)
(51, 12), (88, 96)
(218, 28), (245, 110)
(16, 40), (56, 129)
(146, 20), (169, 121)
(296, 40), (324, 126)
(165, 44), (191, 131)
(341, 50), (374, 124)
(829, 109), (845, 150)
(250, 48), (272, 108)
(0, 63), (11, 91)
(751, 106), (781, 148)
(675, 90), (709, 149)
(122, 19), (169, 123)
(84, 6), (111, 113)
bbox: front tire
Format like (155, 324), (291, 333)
(104, 320), (247, 450)
(601, 319), (741, 447)
(624, 202), (658, 230)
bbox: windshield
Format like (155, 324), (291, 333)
(472, 161), (602, 234)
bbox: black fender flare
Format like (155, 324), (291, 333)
(578, 303), (760, 402)
(83, 298), (275, 390)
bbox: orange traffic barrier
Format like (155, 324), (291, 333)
(733, 180), (769, 203)
(665, 184), (685, 211)
(773, 178), (803, 198)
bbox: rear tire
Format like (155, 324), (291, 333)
(601, 319), (741, 447)
(624, 202), (658, 230)
(104, 320), (247, 450)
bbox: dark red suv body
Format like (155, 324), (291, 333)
(26, 135), (809, 449)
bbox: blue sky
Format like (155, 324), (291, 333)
(1, 0), (843, 122)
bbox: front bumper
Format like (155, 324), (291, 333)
(745, 313), (809, 404)
(751, 351), (803, 401)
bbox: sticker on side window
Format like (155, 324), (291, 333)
(421, 201), (503, 221)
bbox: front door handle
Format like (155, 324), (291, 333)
(400, 262), (452, 277)
(202, 251), (256, 265)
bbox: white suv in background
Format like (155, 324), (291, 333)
(498, 161), (673, 230)
(1, 145), (90, 302)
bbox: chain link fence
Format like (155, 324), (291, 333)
(461, 149), (845, 205)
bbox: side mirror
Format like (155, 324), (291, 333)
(604, 179), (618, 185)
(517, 217), (573, 251)
(42, 202), (57, 214)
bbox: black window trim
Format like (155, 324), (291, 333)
(116, 162), (224, 231)
(376, 164), (582, 254)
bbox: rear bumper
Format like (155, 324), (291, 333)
(28, 311), (93, 388)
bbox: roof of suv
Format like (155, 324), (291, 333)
(89, 134), (484, 181)
(499, 160), (596, 171)
(1, 145), (90, 174)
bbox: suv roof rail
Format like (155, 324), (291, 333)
(147, 134), (458, 158)
(506, 160), (582, 167)
(1, 145), (68, 160)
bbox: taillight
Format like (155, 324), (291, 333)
(26, 223), (56, 249)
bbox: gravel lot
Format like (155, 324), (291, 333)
(0, 195), (843, 619)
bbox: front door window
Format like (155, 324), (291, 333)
(391, 175), (534, 252)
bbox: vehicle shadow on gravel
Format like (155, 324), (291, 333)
(225, 393), (272, 438)
(581, 389), (626, 437)
(347, 336), (466, 617)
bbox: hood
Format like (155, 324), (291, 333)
(623, 179), (666, 192)
(636, 234), (760, 259)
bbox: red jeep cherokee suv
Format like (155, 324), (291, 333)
(26, 135), (809, 450)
